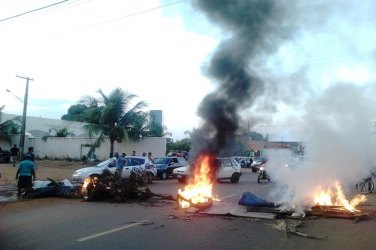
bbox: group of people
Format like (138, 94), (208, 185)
(132, 150), (152, 160)
(114, 150), (153, 178)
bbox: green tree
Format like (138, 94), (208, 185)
(126, 111), (150, 141)
(166, 138), (191, 153)
(42, 127), (75, 141)
(127, 111), (172, 139)
(249, 131), (264, 141)
(148, 121), (172, 137)
(0, 105), (21, 145)
(61, 104), (88, 122)
(81, 88), (147, 157)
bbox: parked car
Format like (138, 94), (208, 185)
(71, 156), (156, 182)
(250, 157), (267, 173)
(232, 156), (253, 168)
(0, 148), (10, 163)
(166, 150), (189, 159)
(173, 157), (242, 184)
(153, 156), (189, 180)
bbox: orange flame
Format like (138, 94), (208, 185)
(178, 154), (219, 208)
(82, 177), (92, 189)
(313, 181), (366, 212)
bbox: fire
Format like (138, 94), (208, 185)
(82, 177), (92, 189)
(313, 181), (366, 212)
(178, 154), (219, 208)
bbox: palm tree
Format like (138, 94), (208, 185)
(0, 105), (21, 145)
(127, 111), (150, 141)
(81, 88), (147, 158)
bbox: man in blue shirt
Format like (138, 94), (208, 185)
(16, 154), (36, 198)
(114, 152), (124, 178)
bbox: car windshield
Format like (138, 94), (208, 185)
(153, 158), (169, 164)
(96, 158), (115, 167)
(124, 157), (145, 166)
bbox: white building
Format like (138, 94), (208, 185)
(0, 113), (166, 160)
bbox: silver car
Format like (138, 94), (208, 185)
(71, 156), (156, 182)
(173, 157), (242, 184)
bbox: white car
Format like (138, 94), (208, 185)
(72, 156), (156, 182)
(173, 157), (242, 184)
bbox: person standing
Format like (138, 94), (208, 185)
(24, 147), (35, 162)
(24, 147), (37, 169)
(114, 152), (125, 178)
(147, 152), (153, 161)
(131, 150), (136, 156)
(10, 144), (20, 167)
(15, 154), (36, 198)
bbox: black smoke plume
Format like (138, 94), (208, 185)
(190, 0), (294, 156)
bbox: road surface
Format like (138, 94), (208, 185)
(1, 169), (376, 250)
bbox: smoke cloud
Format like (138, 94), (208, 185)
(190, 0), (299, 156)
(268, 83), (376, 208)
(188, 0), (376, 206)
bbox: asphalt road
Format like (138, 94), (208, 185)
(1, 169), (376, 250)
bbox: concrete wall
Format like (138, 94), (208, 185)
(23, 137), (166, 161)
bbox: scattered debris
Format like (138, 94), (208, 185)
(153, 225), (165, 230)
(306, 205), (372, 220)
(81, 168), (152, 202)
(168, 214), (194, 222)
(267, 220), (327, 239)
(150, 192), (176, 202)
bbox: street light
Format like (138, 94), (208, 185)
(6, 89), (24, 103)
(6, 88), (26, 156)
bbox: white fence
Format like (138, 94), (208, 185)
(11, 136), (166, 161)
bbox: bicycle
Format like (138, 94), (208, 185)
(356, 174), (375, 194)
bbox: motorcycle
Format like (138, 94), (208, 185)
(257, 166), (271, 183)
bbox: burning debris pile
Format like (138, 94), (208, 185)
(81, 168), (152, 202)
(177, 153), (219, 209)
(244, 181), (373, 222)
(313, 181), (367, 213)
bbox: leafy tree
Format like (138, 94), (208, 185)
(42, 127), (75, 141)
(249, 131), (264, 141)
(121, 111), (171, 140)
(148, 121), (172, 137)
(61, 104), (88, 122)
(127, 111), (150, 141)
(81, 88), (147, 158)
(0, 105), (21, 145)
(167, 137), (191, 153)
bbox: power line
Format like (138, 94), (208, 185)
(0, 0), (72, 23)
(76, 0), (185, 31)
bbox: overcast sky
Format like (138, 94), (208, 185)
(1, 0), (376, 141)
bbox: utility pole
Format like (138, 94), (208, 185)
(16, 75), (33, 157)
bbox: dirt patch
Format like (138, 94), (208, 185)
(0, 160), (86, 186)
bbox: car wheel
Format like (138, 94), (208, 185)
(160, 171), (168, 180)
(89, 174), (100, 180)
(230, 173), (240, 184)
